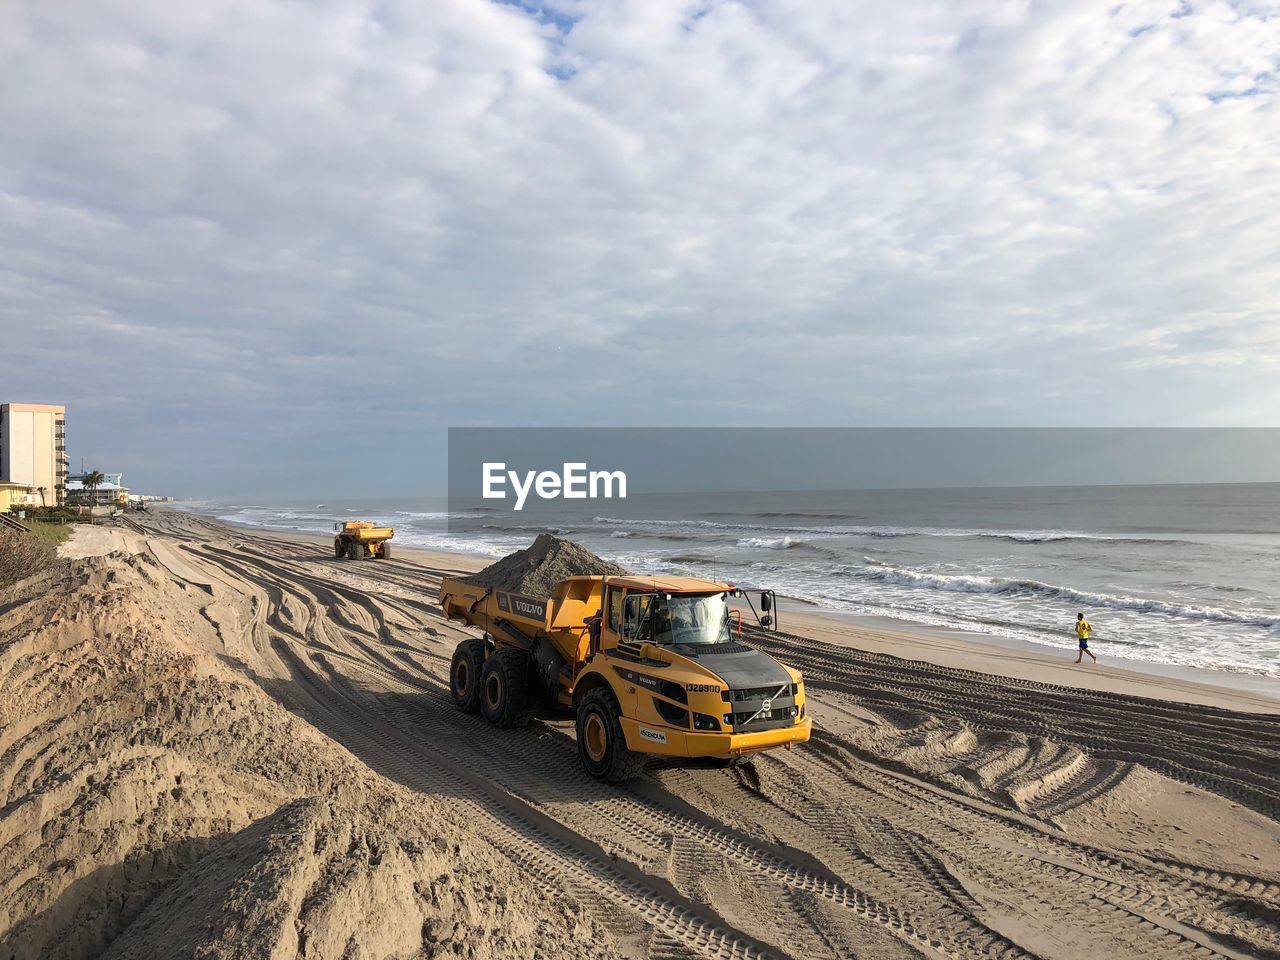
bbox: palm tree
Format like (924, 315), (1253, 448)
(81, 470), (105, 522)
(37, 486), (47, 508)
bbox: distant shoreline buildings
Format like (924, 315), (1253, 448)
(66, 472), (130, 507)
(1, 401), (169, 514)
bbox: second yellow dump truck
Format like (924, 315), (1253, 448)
(333, 521), (394, 560)
(439, 573), (810, 782)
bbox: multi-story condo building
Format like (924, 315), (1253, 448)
(0, 403), (68, 506)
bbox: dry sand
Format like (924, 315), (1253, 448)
(2, 510), (1278, 959)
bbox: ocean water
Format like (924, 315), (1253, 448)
(176, 483), (1280, 679)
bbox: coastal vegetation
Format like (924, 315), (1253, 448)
(0, 526), (58, 588)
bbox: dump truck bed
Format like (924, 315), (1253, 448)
(439, 577), (550, 634)
(439, 575), (603, 667)
(349, 526), (393, 542)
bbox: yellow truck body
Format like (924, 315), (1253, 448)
(439, 573), (810, 781)
(333, 521), (394, 560)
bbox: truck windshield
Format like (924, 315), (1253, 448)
(633, 593), (730, 646)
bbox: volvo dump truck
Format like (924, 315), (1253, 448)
(333, 521), (394, 560)
(439, 573), (810, 782)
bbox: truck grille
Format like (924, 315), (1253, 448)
(722, 683), (797, 732)
(722, 683), (797, 704)
(728, 706), (795, 729)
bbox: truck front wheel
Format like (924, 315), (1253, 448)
(450, 639), (486, 714)
(334, 539), (344, 559)
(480, 648), (533, 729)
(576, 687), (647, 784)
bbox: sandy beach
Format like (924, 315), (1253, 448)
(3, 509), (1279, 959)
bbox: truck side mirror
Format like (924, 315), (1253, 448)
(761, 592), (772, 612)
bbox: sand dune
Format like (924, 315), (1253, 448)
(2, 509), (1278, 959)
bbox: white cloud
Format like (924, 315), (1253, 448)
(0, 0), (1277, 490)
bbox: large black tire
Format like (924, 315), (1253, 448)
(576, 687), (647, 784)
(334, 539), (344, 559)
(480, 648), (534, 729)
(346, 540), (363, 561)
(450, 639), (486, 714)
(379, 543), (391, 560)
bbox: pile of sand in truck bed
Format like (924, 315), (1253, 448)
(465, 533), (628, 597)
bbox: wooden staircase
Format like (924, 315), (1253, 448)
(0, 513), (32, 533)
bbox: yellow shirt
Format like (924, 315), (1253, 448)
(1076, 619), (1091, 639)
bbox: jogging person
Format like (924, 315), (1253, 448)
(1075, 613), (1097, 663)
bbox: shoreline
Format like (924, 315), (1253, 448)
(781, 607), (1280, 714)
(177, 507), (1280, 714)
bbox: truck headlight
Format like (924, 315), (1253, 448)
(693, 713), (721, 731)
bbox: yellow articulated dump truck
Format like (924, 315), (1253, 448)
(439, 573), (811, 782)
(333, 521), (394, 560)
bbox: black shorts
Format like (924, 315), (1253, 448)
(1078, 638), (1089, 649)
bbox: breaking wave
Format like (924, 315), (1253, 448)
(589, 516), (1176, 544)
(737, 536), (806, 550)
(852, 563), (1279, 629)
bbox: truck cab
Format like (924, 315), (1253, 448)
(570, 576), (806, 772)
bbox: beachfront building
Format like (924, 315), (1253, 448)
(66, 472), (130, 508)
(0, 402), (68, 506)
(0, 481), (39, 513)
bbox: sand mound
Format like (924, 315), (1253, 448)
(0, 552), (617, 960)
(464, 533), (627, 597)
(102, 797), (588, 960)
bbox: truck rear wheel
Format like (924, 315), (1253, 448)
(379, 543), (391, 560)
(346, 540), (363, 561)
(450, 639), (486, 714)
(576, 687), (647, 784)
(480, 648), (533, 729)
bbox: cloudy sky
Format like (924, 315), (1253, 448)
(2, 0), (1277, 495)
